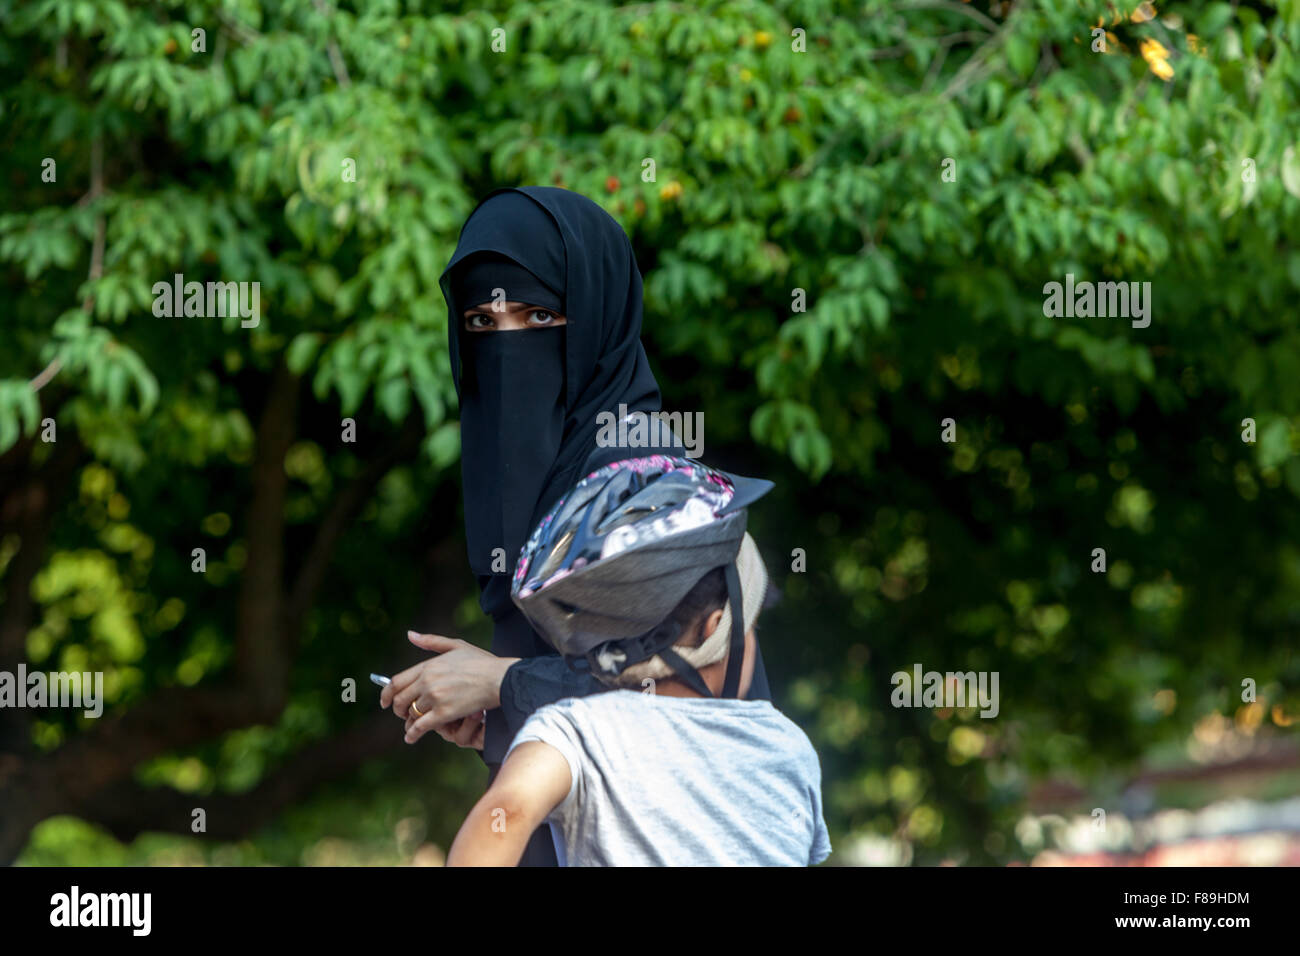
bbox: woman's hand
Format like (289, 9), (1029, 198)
(379, 630), (519, 744)
(413, 710), (487, 751)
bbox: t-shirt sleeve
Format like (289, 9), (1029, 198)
(806, 748), (832, 865)
(505, 702), (582, 817)
(809, 809), (832, 865)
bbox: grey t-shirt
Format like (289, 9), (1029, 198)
(506, 689), (832, 866)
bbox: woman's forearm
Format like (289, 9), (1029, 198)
(498, 655), (606, 736)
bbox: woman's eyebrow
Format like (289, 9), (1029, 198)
(463, 303), (562, 315)
(464, 302), (521, 312)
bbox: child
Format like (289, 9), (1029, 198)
(446, 455), (831, 866)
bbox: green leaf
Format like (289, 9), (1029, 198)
(426, 421), (460, 468)
(286, 333), (322, 374)
(1005, 33), (1038, 80)
(376, 377), (410, 423)
(1282, 145), (1300, 199)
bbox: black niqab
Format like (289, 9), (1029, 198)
(440, 187), (663, 624)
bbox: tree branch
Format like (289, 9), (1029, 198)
(30, 132), (104, 394)
(282, 412), (425, 639)
(216, 11), (261, 46)
(896, 0), (1001, 33)
(0, 435), (83, 662)
(235, 361), (299, 711)
(0, 431), (84, 755)
(936, 18), (1011, 105)
(3, 530), (473, 857)
(312, 0), (351, 88)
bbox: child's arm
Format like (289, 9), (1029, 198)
(446, 740), (572, 866)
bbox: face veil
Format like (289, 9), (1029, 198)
(440, 187), (663, 619)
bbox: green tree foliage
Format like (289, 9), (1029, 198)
(1, 0), (1298, 864)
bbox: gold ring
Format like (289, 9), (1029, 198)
(410, 700), (424, 718)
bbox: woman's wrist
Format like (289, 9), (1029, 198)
(492, 656), (522, 708)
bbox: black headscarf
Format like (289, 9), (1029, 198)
(440, 187), (663, 623)
(452, 251), (564, 320)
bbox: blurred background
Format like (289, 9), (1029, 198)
(2, 0), (1299, 866)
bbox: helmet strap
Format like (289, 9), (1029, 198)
(568, 559), (748, 699)
(657, 646), (715, 698)
(721, 561), (745, 698)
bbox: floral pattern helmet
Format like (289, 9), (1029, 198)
(511, 455), (773, 695)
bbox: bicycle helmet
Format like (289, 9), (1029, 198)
(511, 454), (773, 698)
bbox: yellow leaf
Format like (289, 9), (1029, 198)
(1130, 2), (1156, 23)
(1149, 58), (1174, 81)
(1140, 37), (1170, 62)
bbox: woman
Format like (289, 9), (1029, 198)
(380, 186), (771, 865)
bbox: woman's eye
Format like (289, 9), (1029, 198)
(466, 314), (492, 329)
(528, 310), (557, 325)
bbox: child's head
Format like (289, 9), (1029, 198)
(511, 455), (774, 698)
(605, 533), (768, 691)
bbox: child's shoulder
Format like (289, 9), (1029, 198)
(525, 690), (626, 727)
(533, 688), (648, 720)
(519, 691), (653, 746)
(529, 688), (737, 727)
(532, 691), (812, 742)
(549, 692), (811, 742)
